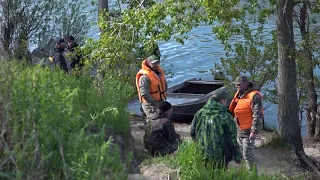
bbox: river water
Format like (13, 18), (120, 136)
(159, 25), (306, 137)
(87, 4), (307, 136)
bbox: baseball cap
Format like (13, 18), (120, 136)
(233, 75), (249, 84)
(147, 55), (160, 64)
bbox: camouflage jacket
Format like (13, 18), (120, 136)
(144, 112), (179, 155)
(236, 84), (263, 137)
(190, 98), (242, 163)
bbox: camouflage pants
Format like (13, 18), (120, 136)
(141, 102), (158, 122)
(237, 136), (256, 171)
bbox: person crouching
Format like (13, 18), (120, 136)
(144, 101), (181, 156)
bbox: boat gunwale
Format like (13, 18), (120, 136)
(167, 79), (225, 106)
(129, 78), (225, 106)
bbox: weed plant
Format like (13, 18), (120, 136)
(0, 60), (135, 179)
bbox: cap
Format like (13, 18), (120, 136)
(233, 75), (249, 84)
(147, 55), (160, 64)
(158, 101), (172, 113)
(212, 89), (228, 101)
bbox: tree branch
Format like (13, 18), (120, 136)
(283, 0), (289, 16)
(264, 101), (273, 111)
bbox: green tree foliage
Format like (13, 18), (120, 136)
(0, 0), (91, 59)
(202, 0), (278, 107)
(52, 0), (92, 42)
(205, 0), (320, 113)
(82, 0), (204, 82)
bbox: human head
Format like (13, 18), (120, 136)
(233, 75), (250, 93)
(56, 38), (65, 50)
(146, 55), (160, 70)
(158, 101), (173, 117)
(212, 89), (228, 106)
(66, 35), (75, 47)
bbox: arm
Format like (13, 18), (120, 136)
(190, 111), (200, 141)
(139, 75), (156, 104)
(53, 52), (60, 63)
(223, 113), (242, 162)
(251, 94), (263, 134)
(228, 91), (239, 117)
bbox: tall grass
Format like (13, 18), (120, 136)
(145, 140), (302, 180)
(0, 60), (135, 179)
(261, 134), (290, 150)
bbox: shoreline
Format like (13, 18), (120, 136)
(129, 115), (320, 179)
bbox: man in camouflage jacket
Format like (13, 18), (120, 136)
(144, 101), (180, 156)
(190, 89), (242, 168)
(229, 75), (264, 171)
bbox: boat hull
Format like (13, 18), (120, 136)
(128, 79), (231, 123)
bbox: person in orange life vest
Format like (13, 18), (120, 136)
(229, 75), (264, 171)
(136, 55), (167, 121)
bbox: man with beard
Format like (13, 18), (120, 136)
(229, 75), (264, 171)
(136, 55), (167, 121)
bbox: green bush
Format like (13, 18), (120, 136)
(146, 140), (299, 180)
(0, 60), (135, 179)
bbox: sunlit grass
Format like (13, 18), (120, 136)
(0, 60), (135, 179)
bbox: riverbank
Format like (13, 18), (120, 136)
(128, 115), (320, 179)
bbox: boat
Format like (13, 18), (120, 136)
(128, 78), (230, 123)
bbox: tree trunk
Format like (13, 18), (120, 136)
(0, 0), (14, 57)
(277, 0), (320, 175)
(14, 33), (32, 63)
(0, 22), (6, 58)
(99, 0), (109, 14)
(277, 0), (303, 152)
(98, 0), (109, 33)
(315, 105), (320, 141)
(298, 2), (318, 139)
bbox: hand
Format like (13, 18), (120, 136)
(249, 132), (256, 141)
(49, 56), (54, 63)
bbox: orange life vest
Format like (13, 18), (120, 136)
(135, 60), (166, 103)
(229, 90), (263, 130)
